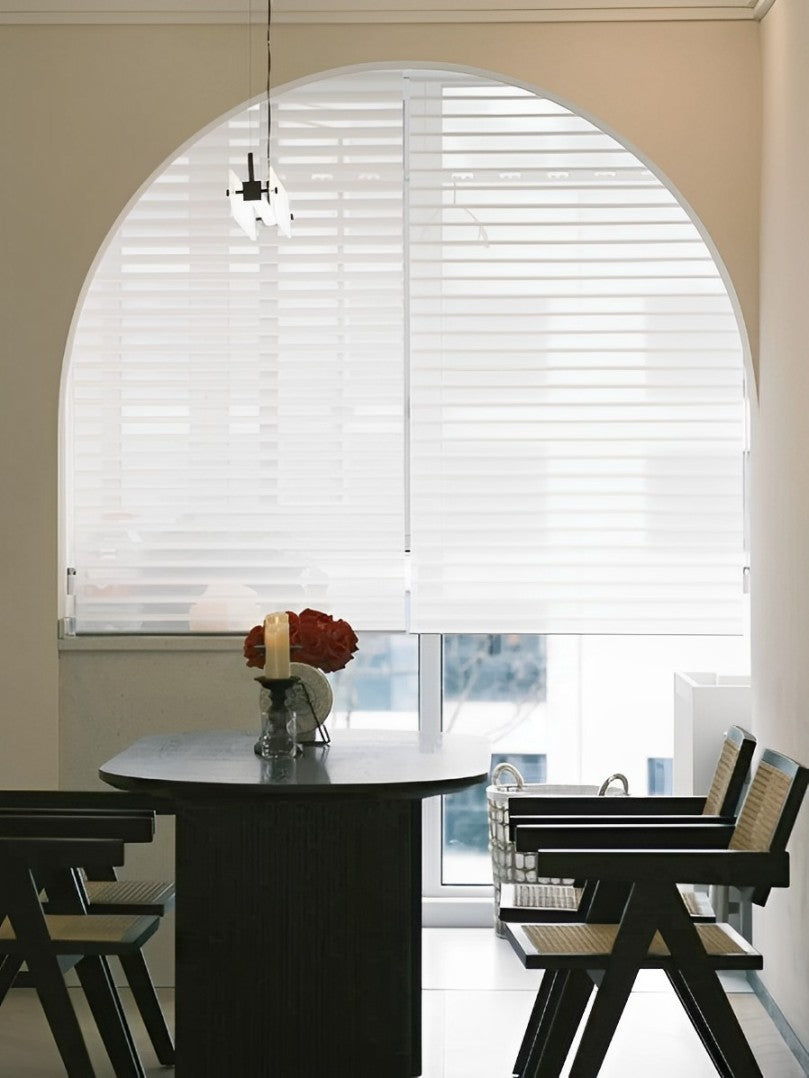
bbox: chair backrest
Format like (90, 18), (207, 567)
(702, 725), (756, 817)
(0, 810), (155, 909)
(729, 747), (809, 905)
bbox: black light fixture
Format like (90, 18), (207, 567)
(226, 0), (292, 240)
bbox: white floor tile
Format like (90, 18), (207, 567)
(0, 930), (800, 1077)
(423, 927), (544, 991)
(420, 929), (799, 1078)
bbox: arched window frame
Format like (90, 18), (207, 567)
(61, 65), (751, 908)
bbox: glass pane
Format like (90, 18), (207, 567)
(328, 631), (419, 731)
(647, 757), (673, 795)
(442, 634), (548, 885)
(441, 632), (749, 886)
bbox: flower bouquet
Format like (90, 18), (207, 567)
(244, 608), (359, 674)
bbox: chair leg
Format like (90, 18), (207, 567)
(514, 880), (633, 1077)
(5, 864), (95, 1077)
(512, 968), (594, 1078)
(76, 955), (145, 1078)
(25, 949), (96, 1078)
(667, 968), (734, 1078)
(567, 884), (662, 1078)
(513, 970), (556, 1076)
(566, 963), (638, 1078)
(654, 885), (762, 1078)
(0, 955), (23, 1004)
(673, 965), (762, 1078)
(119, 950), (175, 1064)
(529, 969), (594, 1078)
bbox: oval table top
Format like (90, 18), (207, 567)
(99, 729), (491, 801)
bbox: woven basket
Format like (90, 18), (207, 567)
(487, 762), (628, 935)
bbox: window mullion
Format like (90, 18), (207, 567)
(420, 633), (444, 896)
(403, 71), (413, 555)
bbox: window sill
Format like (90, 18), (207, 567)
(58, 634), (242, 652)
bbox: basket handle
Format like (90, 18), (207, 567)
(491, 762), (525, 789)
(598, 772), (629, 796)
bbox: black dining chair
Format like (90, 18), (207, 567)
(499, 724), (755, 926)
(0, 792), (175, 1069)
(0, 809), (168, 1076)
(504, 746), (809, 1078)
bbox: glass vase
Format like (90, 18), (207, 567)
(254, 677), (299, 759)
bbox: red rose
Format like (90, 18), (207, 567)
(288, 608), (359, 673)
(243, 609), (359, 673)
(243, 624), (265, 668)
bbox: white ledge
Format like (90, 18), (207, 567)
(59, 634), (242, 652)
(0, 0), (766, 24)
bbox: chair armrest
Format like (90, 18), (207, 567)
(0, 836), (126, 870)
(0, 807), (155, 819)
(508, 813), (734, 839)
(0, 813), (155, 843)
(532, 849), (789, 888)
(514, 823), (734, 852)
(0, 791), (175, 815)
(506, 796), (706, 817)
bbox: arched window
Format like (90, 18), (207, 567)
(64, 68), (746, 639)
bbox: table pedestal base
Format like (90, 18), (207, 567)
(174, 796), (422, 1077)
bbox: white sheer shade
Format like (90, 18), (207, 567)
(67, 74), (407, 632)
(406, 74), (744, 634)
(65, 70), (745, 636)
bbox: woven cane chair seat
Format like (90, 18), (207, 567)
(0, 913), (159, 951)
(517, 920), (759, 967)
(84, 878), (175, 915)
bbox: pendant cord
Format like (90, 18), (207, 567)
(266, 0), (272, 182)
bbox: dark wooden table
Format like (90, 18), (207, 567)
(100, 729), (489, 1077)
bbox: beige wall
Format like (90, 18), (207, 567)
(754, 0), (809, 1049)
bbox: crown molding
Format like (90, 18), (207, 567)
(0, 0), (767, 25)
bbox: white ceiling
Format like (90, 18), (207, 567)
(0, 0), (776, 25)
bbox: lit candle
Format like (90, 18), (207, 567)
(263, 611), (290, 679)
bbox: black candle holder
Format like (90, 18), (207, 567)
(254, 675), (301, 759)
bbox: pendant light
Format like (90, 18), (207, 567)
(226, 0), (293, 240)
